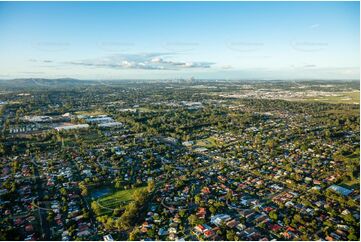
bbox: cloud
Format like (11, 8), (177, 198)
(21, 71), (46, 74)
(64, 53), (215, 71)
(309, 24), (320, 29)
(221, 65), (233, 69)
(303, 64), (317, 68)
(290, 64), (317, 69)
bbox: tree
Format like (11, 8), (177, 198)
(129, 228), (140, 241)
(60, 187), (67, 196)
(104, 217), (114, 230)
(194, 195), (201, 204)
(147, 179), (155, 193)
(269, 210), (278, 221)
(81, 187), (88, 196)
(226, 191), (233, 201)
(115, 180), (122, 189)
(133, 189), (147, 204)
(47, 211), (55, 222)
(78, 181), (88, 196)
(188, 214), (198, 226)
(147, 228), (155, 238)
(117, 201), (138, 230)
(226, 230), (235, 241)
(347, 233), (358, 241)
(343, 213), (356, 224)
(0, 143), (5, 155)
(209, 206), (216, 215)
(179, 209), (186, 218)
(91, 201), (101, 215)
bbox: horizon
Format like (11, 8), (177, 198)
(0, 1), (359, 80)
(1, 77), (360, 82)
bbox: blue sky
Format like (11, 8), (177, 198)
(0, 1), (359, 80)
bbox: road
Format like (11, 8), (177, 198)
(32, 160), (51, 240)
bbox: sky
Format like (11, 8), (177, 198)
(0, 1), (359, 80)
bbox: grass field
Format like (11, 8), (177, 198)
(340, 178), (359, 189)
(195, 136), (219, 148)
(60, 130), (108, 146)
(96, 186), (147, 214)
(304, 91), (360, 104)
(137, 107), (154, 112)
(75, 110), (106, 116)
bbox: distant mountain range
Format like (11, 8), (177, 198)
(0, 78), (100, 88)
(0, 78), (95, 87)
(0, 78), (358, 89)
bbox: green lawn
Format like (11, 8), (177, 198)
(195, 136), (219, 148)
(75, 110), (106, 116)
(340, 178), (359, 190)
(60, 130), (108, 146)
(304, 91), (360, 104)
(137, 107), (154, 112)
(97, 186), (147, 212)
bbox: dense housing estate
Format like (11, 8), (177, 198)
(0, 79), (359, 241)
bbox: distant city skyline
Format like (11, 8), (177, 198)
(0, 1), (359, 80)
